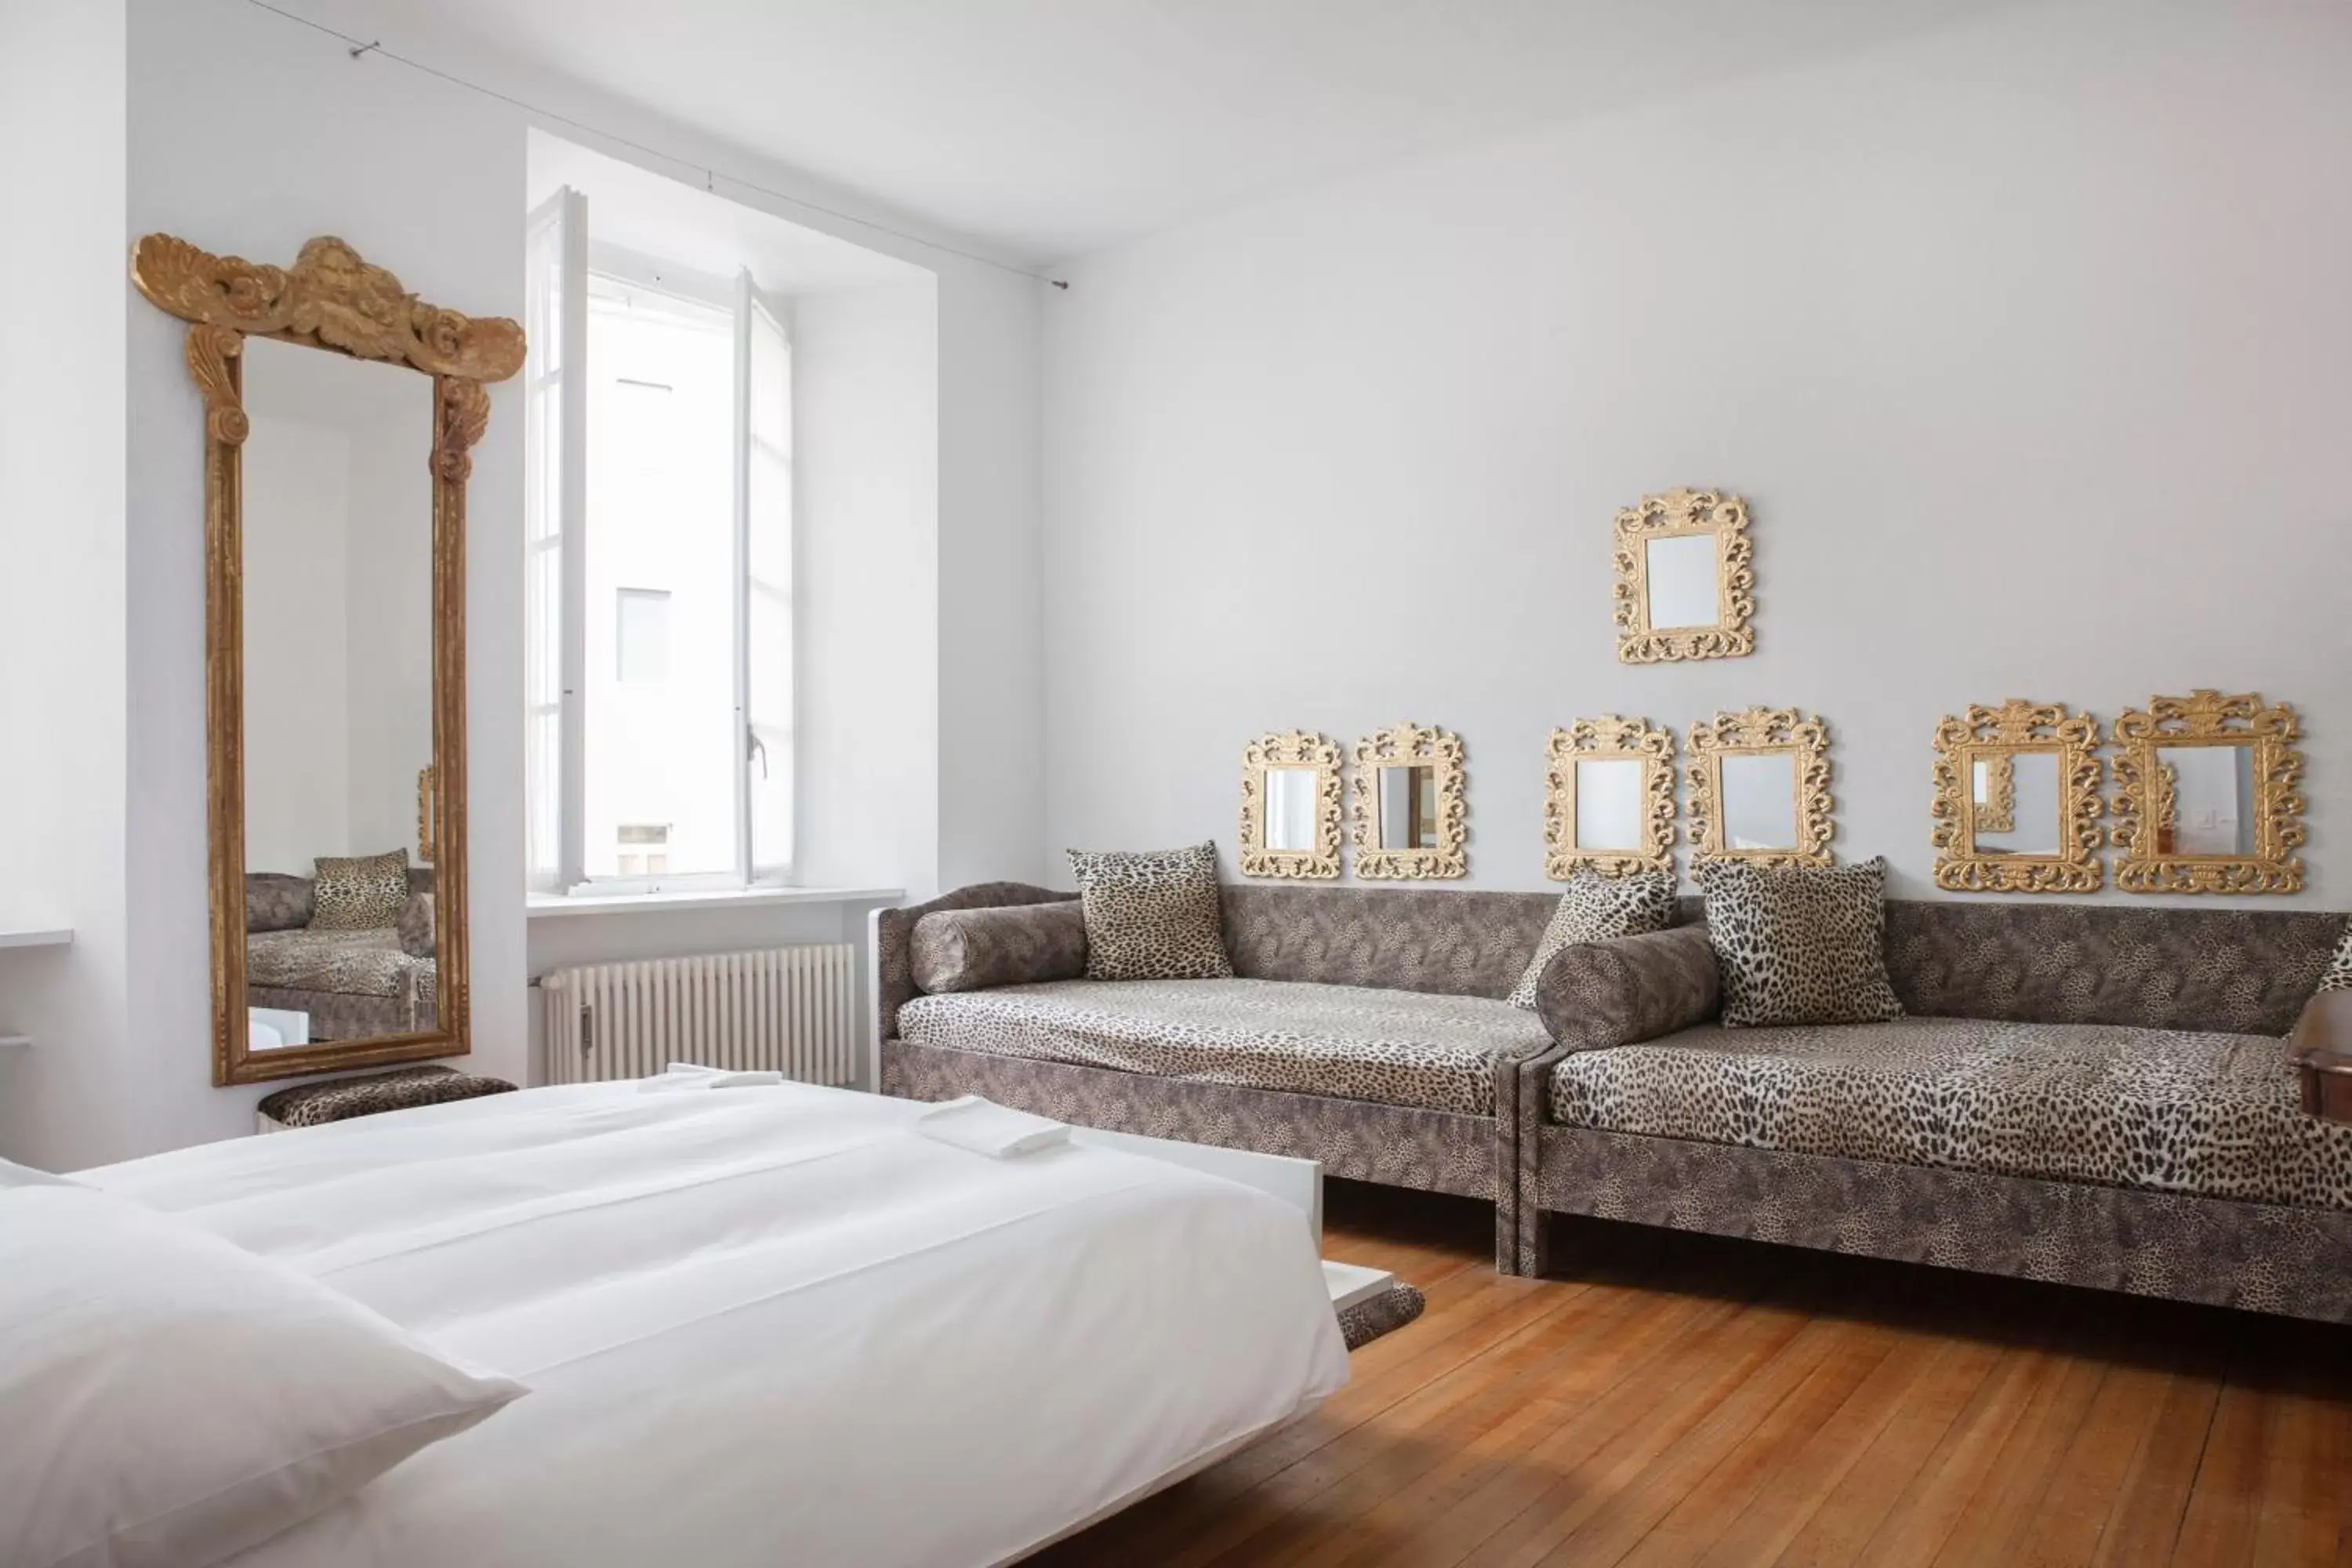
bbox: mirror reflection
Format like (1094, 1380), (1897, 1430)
(1261, 766), (1320, 853)
(1377, 764), (1443, 849)
(1719, 751), (1799, 851)
(1643, 533), (1720, 630)
(1573, 757), (1646, 852)
(1972, 749), (2063, 856)
(241, 337), (437, 1051)
(2155, 743), (2256, 857)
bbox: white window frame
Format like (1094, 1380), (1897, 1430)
(525, 191), (793, 898)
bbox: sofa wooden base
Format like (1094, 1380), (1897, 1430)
(1530, 1124), (2352, 1323)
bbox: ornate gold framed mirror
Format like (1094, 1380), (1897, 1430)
(1544, 717), (1675, 879)
(1238, 731), (1342, 878)
(1686, 707), (1833, 871)
(2112, 691), (2305, 894)
(132, 234), (523, 1085)
(1351, 722), (1467, 880)
(1930, 701), (2103, 893)
(1613, 488), (1756, 663)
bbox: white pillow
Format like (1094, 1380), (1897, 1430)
(0, 1185), (526, 1568)
(0, 1156), (78, 1189)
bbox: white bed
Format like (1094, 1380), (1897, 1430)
(78, 1080), (1350, 1567)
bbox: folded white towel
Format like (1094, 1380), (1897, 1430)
(913, 1096), (1072, 1160)
(636, 1062), (786, 1094)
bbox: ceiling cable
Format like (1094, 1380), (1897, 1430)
(238, 0), (1070, 289)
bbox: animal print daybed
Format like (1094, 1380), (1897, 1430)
(1517, 903), (2352, 1321)
(875, 882), (1577, 1269)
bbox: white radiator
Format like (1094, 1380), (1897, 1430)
(539, 945), (859, 1087)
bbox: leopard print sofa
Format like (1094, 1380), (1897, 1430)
(876, 881), (1567, 1270)
(1549, 1015), (2352, 1209)
(900, 977), (1552, 1117)
(1521, 901), (2352, 1320)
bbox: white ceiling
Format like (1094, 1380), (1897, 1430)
(528, 132), (930, 293)
(344, 0), (2026, 263)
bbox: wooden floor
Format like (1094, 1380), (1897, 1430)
(1041, 1182), (2352, 1568)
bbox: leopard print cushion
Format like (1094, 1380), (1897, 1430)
(898, 977), (1552, 1115)
(1549, 1014), (2352, 1210)
(308, 849), (412, 931)
(256, 1065), (515, 1129)
(912, 901), (1087, 993)
(1704, 857), (1902, 1028)
(2320, 926), (2352, 994)
(1506, 871), (1679, 1011)
(1067, 841), (1233, 981)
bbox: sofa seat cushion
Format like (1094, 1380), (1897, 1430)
(247, 928), (425, 999)
(898, 978), (1553, 1116)
(1549, 1015), (2352, 1208)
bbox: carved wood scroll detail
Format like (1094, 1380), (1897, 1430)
(1544, 716), (1675, 880)
(1613, 488), (1757, 664)
(2112, 690), (2305, 895)
(132, 233), (520, 1085)
(1238, 730), (1343, 879)
(1929, 700), (2103, 895)
(1351, 721), (1468, 880)
(132, 234), (525, 381)
(1686, 706), (1835, 872)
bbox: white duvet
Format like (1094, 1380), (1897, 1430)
(81, 1082), (1348, 1567)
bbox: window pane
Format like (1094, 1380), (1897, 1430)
(746, 297), (793, 880)
(583, 278), (738, 880)
(615, 587), (671, 682)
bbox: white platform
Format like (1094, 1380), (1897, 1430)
(0, 927), (72, 950)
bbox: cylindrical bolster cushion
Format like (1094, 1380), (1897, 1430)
(911, 900), (1088, 993)
(1535, 924), (1722, 1052)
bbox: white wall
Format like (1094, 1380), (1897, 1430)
(797, 281), (943, 898)
(0, 0), (1045, 1167)
(1041, 0), (2352, 907)
(0, 0), (132, 1171)
(120, 0), (528, 1147)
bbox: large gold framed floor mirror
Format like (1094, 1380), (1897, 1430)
(1686, 707), (1835, 871)
(1930, 701), (2103, 893)
(1613, 488), (1756, 663)
(1544, 717), (1675, 879)
(1238, 731), (1342, 879)
(1352, 722), (1468, 880)
(133, 234), (523, 1084)
(2111, 691), (2306, 895)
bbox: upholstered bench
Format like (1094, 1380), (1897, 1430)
(255, 1064), (517, 1132)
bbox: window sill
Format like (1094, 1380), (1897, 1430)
(525, 887), (904, 920)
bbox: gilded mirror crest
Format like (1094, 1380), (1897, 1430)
(1239, 731), (1342, 879)
(1613, 488), (1756, 663)
(1686, 707), (1833, 870)
(132, 234), (521, 1085)
(2112, 691), (2305, 895)
(1930, 701), (2103, 893)
(1544, 717), (1675, 880)
(1351, 722), (1468, 880)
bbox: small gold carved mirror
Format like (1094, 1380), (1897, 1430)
(1351, 722), (1467, 880)
(1613, 488), (1756, 662)
(2112, 691), (2305, 894)
(1544, 717), (1674, 879)
(1686, 707), (1833, 870)
(1931, 701), (2103, 892)
(1238, 731), (1341, 879)
(133, 235), (524, 1085)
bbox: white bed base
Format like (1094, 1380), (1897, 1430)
(1066, 1126), (1393, 1311)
